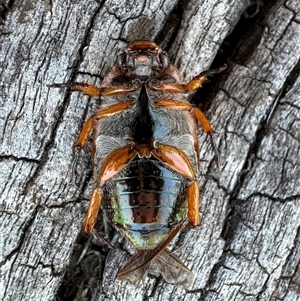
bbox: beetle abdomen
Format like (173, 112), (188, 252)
(103, 158), (188, 248)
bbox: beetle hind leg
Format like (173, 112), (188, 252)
(83, 145), (137, 234)
(152, 144), (200, 227)
(186, 64), (227, 92)
(83, 187), (103, 234)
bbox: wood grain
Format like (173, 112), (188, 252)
(0, 0), (299, 300)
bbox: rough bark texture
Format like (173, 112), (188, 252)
(1, 0), (300, 300)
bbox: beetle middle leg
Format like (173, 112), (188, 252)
(153, 99), (220, 167)
(151, 65), (227, 167)
(48, 82), (139, 97)
(71, 100), (135, 184)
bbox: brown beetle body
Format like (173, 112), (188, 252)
(49, 40), (225, 288)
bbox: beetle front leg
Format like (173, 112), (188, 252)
(48, 82), (139, 97)
(48, 82), (102, 96)
(150, 64), (227, 94)
(186, 64), (227, 92)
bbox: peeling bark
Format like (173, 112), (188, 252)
(0, 0), (299, 300)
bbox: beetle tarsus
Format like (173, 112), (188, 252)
(47, 82), (70, 88)
(171, 223), (196, 253)
(205, 64), (228, 77)
(91, 229), (115, 249)
(209, 133), (220, 169)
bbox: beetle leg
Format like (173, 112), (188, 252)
(48, 82), (101, 96)
(75, 117), (94, 148)
(149, 64), (227, 93)
(149, 82), (187, 93)
(83, 145), (137, 233)
(48, 82), (139, 97)
(150, 69), (219, 93)
(75, 101), (134, 149)
(185, 71), (210, 92)
(152, 144), (200, 226)
(171, 223), (195, 253)
(154, 98), (215, 136)
(152, 144), (195, 178)
(94, 101), (134, 119)
(72, 101), (135, 184)
(70, 117), (94, 184)
(193, 107), (219, 167)
(83, 187), (103, 233)
(153, 99), (219, 167)
(97, 145), (137, 185)
(153, 99), (191, 109)
(186, 64), (227, 92)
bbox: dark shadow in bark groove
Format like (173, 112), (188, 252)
(0, 0), (13, 25)
(194, 0), (278, 112)
(156, 0), (187, 51)
(56, 217), (113, 301)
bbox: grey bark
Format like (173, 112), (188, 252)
(0, 0), (299, 300)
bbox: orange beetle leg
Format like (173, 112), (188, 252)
(83, 187), (103, 233)
(186, 72), (208, 92)
(99, 85), (138, 96)
(149, 64), (227, 94)
(48, 82), (139, 97)
(71, 83), (101, 96)
(153, 99), (219, 167)
(193, 107), (219, 167)
(83, 145), (137, 234)
(193, 107), (215, 135)
(97, 145), (137, 185)
(75, 101), (133, 149)
(154, 99), (214, 136)
(152, 144), (195, 179)
(153, 99), (192, 110)
(187, 181), (200, 226)
(186, 65), (227, 92)
(152, 144), (200, 226)
(75, 117), (93, 149)
(48, 82), (101, 96)
(94, 101), (133, 119)
(73, 102), (134, 183)
(150, 71), (210, 93)
(150, 82), (187, 93)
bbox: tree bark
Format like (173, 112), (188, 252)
(1, 0), (299, 300)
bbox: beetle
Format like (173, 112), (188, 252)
(49, 40), (226, 288)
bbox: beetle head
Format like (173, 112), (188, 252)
(118, 40), (169, 79)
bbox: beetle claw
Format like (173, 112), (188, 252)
(91, 230), (115, 249)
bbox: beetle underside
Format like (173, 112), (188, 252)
(49, 40), (225, 288)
